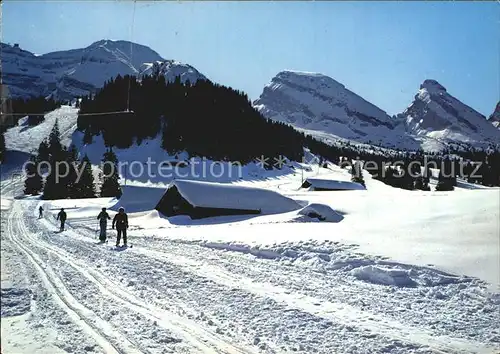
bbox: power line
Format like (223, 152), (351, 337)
(1, 110), (135, 117)
(76, 111), (135, 116)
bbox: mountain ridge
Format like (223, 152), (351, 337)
(253, 70), (420, 150)
(1, 39), (206, 100)
(254, 71), (499, 151)
(3, 40), (498, 152)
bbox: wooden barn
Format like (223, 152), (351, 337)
(155, 179), (301, 219)
(301, 178), (366, 191)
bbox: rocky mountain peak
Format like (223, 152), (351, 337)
(420, 79), (447, 94)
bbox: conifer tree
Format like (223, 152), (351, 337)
(100, 149), (122, 198)
(37, 139), (50, 163)
(24, 155), (43, 195)
(43, 120), (67, 199)
(73, 155), (96, 198)
(48, 119), (62, 157)
(61, 145), (79, 197)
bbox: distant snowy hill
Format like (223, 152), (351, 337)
(488, 102), (500, 129)
(253, 71), (420, 150)
(398, 80), (500, 150)
(139, 61), (206, 84)
(1, 40), (205, 100)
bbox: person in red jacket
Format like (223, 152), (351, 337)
(112, 207), (128, 247)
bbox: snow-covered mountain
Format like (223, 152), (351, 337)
(398, 80), (500, 149)
(488, 102), (500, 129)
(254, 72), (499, 151)
(253, 71), (420, 150)
(139, 61), (206, 84)
(1, 40), (206, 100)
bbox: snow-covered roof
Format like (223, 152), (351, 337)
(303, 178), (366, 191)
(169, 179), (301, 214)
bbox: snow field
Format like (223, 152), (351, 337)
(4, 196), (499, 353)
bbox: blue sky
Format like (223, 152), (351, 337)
(3, 1), (499, 116)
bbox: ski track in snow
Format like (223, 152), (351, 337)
(2, 178), (499, 353)
(5, 200), (255, 354)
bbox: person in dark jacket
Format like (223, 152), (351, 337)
(97, 207), (111, 243)
(38, 206), (44, 219)
(56, 208), (67, 231)
(112, 207), (128, 247)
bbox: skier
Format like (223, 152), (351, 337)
(56, 208), (67, 232)
(96, 207), (111, 243)
(38, 206), (44, 219)
(112, 207), (128, 247)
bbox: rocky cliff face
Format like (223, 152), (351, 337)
(488, 102), (500, 129)
(254, 71), (499, 151)
(253, 70), (418, 150)
(398, 80), (500, 149)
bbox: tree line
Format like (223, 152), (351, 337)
(10, 96), (62, 127)
(1, 96), (63, 163)
(77, 74), (304, 164)
(24, 120), (122, 200)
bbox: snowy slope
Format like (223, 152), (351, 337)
(253, 70), (420, 150)
(2, 166), (499, 353)
(1, 40), (206, 100)
(4, 106), (79, 154)
(488, 102), (500, 129)
(399, 80), (500, 149)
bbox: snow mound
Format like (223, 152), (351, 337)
(351, 265), (417, 287)
(201, 242), (282, 260)
(1, 198), (13, 211)
(350, 264), (473, 289)
(298, 203), (344, 222)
